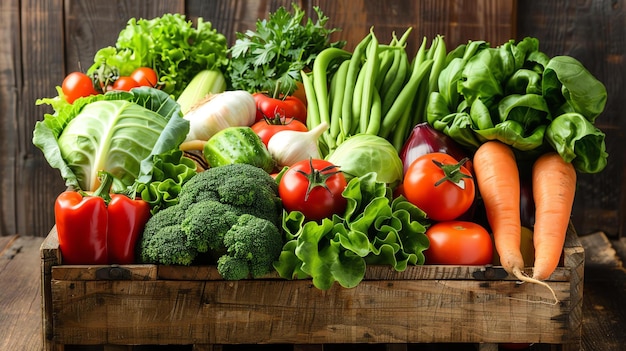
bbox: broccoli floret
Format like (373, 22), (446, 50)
(138, 205), (197, 265)
(177, 163), (282, 225)
(180, 200), (241, 254)
(217, 214), (283, 280)
(216, 255), (250, 281)
(138, 164), (284, 269)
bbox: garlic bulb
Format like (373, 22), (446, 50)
(267, 122), (329, 167)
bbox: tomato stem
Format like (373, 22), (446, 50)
(432, 157), (472, 189)
(295, 158), (343, 201)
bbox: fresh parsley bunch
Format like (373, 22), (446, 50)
(228, 4), (345, 97)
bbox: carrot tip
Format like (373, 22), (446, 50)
(511, 267), (559, 305)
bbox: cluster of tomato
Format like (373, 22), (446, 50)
(399, 153), (494, 266)
(61, 67), (158, 104)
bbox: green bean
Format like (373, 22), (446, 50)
(352, 62), (367, 133)
(300, 70), (320, 130)
(358, 32), (380, 134)
(381, 49), (409, 116)
(365, 89), (382, 135)
(381, 36), (427, 115)
(391, 107), (413, 151)
(329, 60), (350, 141)
(428, 35), (447, 95)
(341, 33), (372, 137)
(411, 78), (430, 126)
(312, 47), (351, 130)
(375, 48), (395, 91)
(413, 36), (428, 70)
(379, 59), (434, 138)
(396, 27), (413, 47)
(411, 35), (447, 126)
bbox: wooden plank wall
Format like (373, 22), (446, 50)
(1, 0), (623, 239)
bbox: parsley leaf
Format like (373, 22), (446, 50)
(228, 4), (345, 97)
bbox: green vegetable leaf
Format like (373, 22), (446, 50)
(543, 56), (607, 123)
(545, 112), (608, 173)
(228, 4), (345, 96)
(427, 37), (609, 172)
(87, 14), (229, 99)
(135, 149), (198, 213)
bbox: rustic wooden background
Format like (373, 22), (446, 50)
(1, 0), (624, 239)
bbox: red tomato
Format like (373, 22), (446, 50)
(424, 221), (493, 265)
(130, 67), (158, 87)
(253, 93), (307, 124)
(112, 76), (140, 91)
(403, 152), (475, 221)
(278, 159), (347, 221)
(251, 118), (308, 146)
(61, 72), (98, 104)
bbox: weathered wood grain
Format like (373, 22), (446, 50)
(16, 0), (67, 242)
(41, 227), (583, 348)
(0, 0), (21, 237)
(0, 235), (46, 351)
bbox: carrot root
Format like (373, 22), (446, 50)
(531, 152), (577, 282)
(510, 266), (559, 305)
(473, 141), (524, 277)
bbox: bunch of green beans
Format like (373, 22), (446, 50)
(302, 28), (447, 157)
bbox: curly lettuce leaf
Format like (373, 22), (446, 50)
(135, 149), (198, 213)
(274, 172), (430, 290)
(87, 14), (229, 99)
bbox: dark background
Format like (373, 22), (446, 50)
(1, 0), (623, 239)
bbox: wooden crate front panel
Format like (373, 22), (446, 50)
(52, 280), (572, 344)
(49, 272), (576, 346)
(43, 225), (583, 348)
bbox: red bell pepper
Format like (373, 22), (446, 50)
(54, 172), (150, 265)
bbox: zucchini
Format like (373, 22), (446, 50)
(203, 127), (275, 173)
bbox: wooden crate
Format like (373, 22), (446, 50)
(40, 224), (584, 351)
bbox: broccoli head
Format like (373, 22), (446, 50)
(217, 214), (283, 280)
(138, 163), (284, 270)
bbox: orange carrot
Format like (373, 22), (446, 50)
(531, 152), (577, 281)
(473, 141), (526, 281)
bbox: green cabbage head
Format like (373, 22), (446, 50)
(327, 134), (403, 188)
(33, 87), (189, 191)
